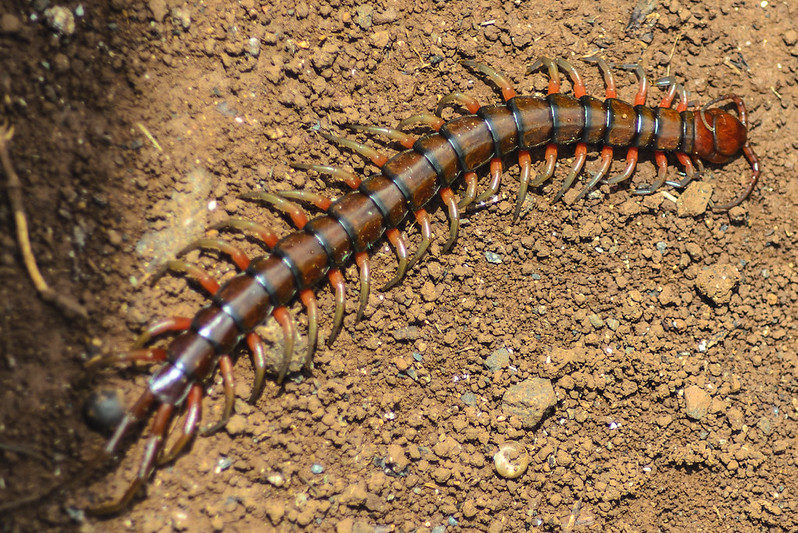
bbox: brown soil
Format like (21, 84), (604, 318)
(1, 0), (796, 532)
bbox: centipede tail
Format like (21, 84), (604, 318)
(88, 58), (760, 513)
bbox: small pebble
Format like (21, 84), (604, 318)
(310, 463), (325, 474)
(44, 6), (76, 35)
(0, 13), (22, 35)
(485, 251), (503, 264)
(171, 7), (190, 29)
(460, 392), (476, 405)
(246, 37), (261, 57)
(484, 347), (510, 372)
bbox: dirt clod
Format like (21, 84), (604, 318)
(677, 181), (713, 216)
(684, 385), (712, 420)
(502, 378), (556, 428)
(695, 263), (740, 305)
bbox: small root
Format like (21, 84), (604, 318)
(0, 121), (87, 320)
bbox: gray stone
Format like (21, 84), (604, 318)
(485, 347), (510, 372)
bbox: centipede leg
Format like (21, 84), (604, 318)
(554, 144), (587, 202)
(200, 354), (234, 434)
(440, 188), (460, 253)
(247, 332), (268, 403)
(320, 132), (389, 167)
(666, 153), (697, 189)
(291, 163), (362, 190)
(398, 113), (445, 132)
(85, 347), (168, 369)
(133, 317), (192, 348)
(176, 238), (250, 271)
(576, 56), (617, 199)
(602, 65), (648, 186)
(241, 191), (310, 229)
(88, 401), (172, 516)
(382, 229), (409, 290)
(435, 92), (481, 117)
(355, 252), (370, 322)
(461, 60), (517, 101)
(553, 59), (588, 201)
(274, 190), (334, 213)
(299, 289), (319, 370)
(150, 260), (221, 297)
(528, 58), (561, 188)
(633, 81), (681, 195)
(474, 158), (504, 204)
(343, 123), (417, 149)
(458, 171), (479, 209)
(513, 150), (532, 221)
(326, 270), (346, 346)
(272, 306), (296, 383)
(576, 147), (614, 200)
(210, 218), (279, 249)
(158, 384), (202, 465)
(634, 151), (669, 195)
(407, 208), (432, 270)
(531, 145), (558, 187)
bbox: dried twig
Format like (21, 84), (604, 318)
(0, 122), (87, 319)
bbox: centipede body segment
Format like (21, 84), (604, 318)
(85, 58), (760, 514)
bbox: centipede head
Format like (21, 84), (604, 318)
(692, 95), (749, 164)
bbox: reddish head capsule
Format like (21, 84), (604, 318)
(692, 107), (748, 164)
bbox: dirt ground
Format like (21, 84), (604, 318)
(1, 0), (796, 531)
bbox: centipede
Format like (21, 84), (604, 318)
(78, 56), (759, 514)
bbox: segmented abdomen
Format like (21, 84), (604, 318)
(152, 93), (697, 404)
